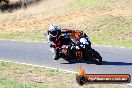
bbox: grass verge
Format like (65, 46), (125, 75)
(0, 0), (132, 47)
(0, 60), (127, 88)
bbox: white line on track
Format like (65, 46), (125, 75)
(0, 60), (78, 74)
(0, 60), (132, 87)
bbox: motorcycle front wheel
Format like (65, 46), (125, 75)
(85, 49), (102, 65)
(91, 49), (102, 65)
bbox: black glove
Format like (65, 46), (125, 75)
(50, 44), (55, 48)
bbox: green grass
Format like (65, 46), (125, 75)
(0, 61), (75, 88)
(70, 0), (132, 10)
(0, 61), (126, 88)
(85, 15), (132, 47)
(0, 31), (46, 42)
(0, 77), (49, 88)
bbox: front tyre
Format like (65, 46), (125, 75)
(94, 56), (102, 65)
(91, 49), (102, 65)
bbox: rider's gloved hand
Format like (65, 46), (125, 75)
(50, 44), (55, 48)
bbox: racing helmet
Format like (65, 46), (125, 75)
(48, 24), (61, 37)
(48, 24), (56, 31)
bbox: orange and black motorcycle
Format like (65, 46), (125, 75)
(47, 29), (102, 65)
(50, 43), (102, 65)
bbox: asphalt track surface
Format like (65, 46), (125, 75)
(0, 40), (132, 78)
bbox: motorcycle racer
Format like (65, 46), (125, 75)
(47, 24), (61, 60)
(47, 24), (91, 60)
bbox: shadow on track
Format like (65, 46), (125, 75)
(61, 60), (132, 66)
(60, 60), (90, 64)
(102, 61), (132, 66)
